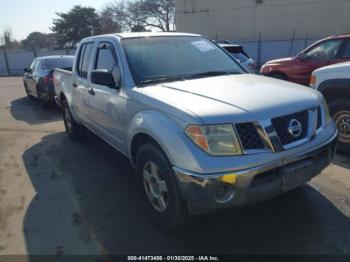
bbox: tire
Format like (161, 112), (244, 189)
(62, 99), (86, 141)
(37, 86), (49, 108)
(329, 99), (350, 154)
(268, 73), (287, 81)
(135, 143), (190, 230)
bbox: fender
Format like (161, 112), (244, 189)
(317, 78), (350, 93)
(127, 110), (202, 172)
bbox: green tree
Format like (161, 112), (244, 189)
(103, 0), (175, 32)
(0, 28), (21, 50)
(51, 5), (101, 48)
(99, 9), (122, 34)
(21, 32), (56, 50)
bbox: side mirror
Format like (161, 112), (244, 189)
(24, 68), (30, 73)
(91, 70), (119, 89)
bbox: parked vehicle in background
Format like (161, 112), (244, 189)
(261, 34), (350, 85)
(216, 42), (257, 73)
(310, 61), (350, 153)
(54, 32), (337, 230)
(23, 55), (74, 106)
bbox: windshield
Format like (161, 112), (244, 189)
(122, 36), (244, 85)
(43, 57), (74, 70)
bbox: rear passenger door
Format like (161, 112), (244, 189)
(72, 42), (95, 123)
(88, 41), (126, 152)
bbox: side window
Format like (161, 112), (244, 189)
(76, 43), (94, 79)
(304, 40), (343, 61)
(94, 43), (120, 83)
(76, 44), (86, 77)
(341, 40), (350, 58)
(33, 60), (40, 73)
(29, 60), (36, 72)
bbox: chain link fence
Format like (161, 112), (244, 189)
(0, 37), (319, 76)
(0, 48), (76, 76)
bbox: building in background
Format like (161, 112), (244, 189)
(176, 0), (350, 41)
(175, 0), (350, 66)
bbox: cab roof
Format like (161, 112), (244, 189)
(83, 32), (201, 41)
(116, 32), (201, 39)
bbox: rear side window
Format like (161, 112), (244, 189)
(341, 40), (350, 58)
(77, 43), (94, 78)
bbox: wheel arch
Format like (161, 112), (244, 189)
(318, 79), (350, 102)
(127, 110), (201, 171)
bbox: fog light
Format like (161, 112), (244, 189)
(215, 184), (235, 203)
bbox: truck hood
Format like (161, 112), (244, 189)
(136, 74), (321, 124)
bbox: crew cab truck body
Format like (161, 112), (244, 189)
(54, 32), (338, 229)
(310, 61), (350, 153)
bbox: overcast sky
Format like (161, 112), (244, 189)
(0, 0), (113, 40)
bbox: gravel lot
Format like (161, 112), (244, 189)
(0, 77), (349, 257)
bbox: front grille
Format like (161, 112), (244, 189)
(235, 123), (265, 150)
(271, 110), (309, 146)
(317, 106), (322, 129)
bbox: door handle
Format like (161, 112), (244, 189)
(72, 83), (78, 88)
(88, 88), (95, 96)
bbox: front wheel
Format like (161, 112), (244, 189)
(329, 99), (350, 154)
(135, 143), (190, 230)
(62, 99), (86, 141)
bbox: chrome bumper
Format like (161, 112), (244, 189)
(173, 131), (338, 214)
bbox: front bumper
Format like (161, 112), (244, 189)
(173, 131), (338, 214)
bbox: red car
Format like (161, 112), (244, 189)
(260, 34), (350, 86)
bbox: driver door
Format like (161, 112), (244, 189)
(87, 41), (126, 152)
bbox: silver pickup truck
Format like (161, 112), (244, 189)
(54, 32), (338, 229)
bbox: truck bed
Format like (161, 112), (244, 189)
(53, 68), (73, 106)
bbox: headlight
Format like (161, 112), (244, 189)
(185, 124), (242, 156)
(322, 99), (332, 124)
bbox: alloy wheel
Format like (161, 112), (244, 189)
(143, 161), (169, 212)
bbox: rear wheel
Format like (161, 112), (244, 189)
(62, 99), (86, 141)
(135, 143), (190, 230)
(329, 99), (350, 154)
(37, 86), (49, 107)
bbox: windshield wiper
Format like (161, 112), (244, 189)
(186, 70), (240, 79)
(139, 75), (186, 85)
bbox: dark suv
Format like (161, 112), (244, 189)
(260, 34), (350, 86)
(23, 55), (74, 106)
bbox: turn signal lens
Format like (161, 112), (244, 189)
(310, 75), (316, 87)
(185, 125), (209, 151)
